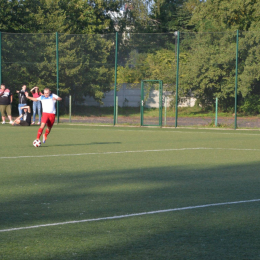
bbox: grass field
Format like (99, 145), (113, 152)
(1, 124), (260, 260)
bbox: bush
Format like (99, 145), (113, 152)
(240, 96), (260, 115)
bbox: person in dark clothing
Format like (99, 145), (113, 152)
(0, 84), (13, 124)
(12, 105), (32, 126)
(16, 85), (28, 117)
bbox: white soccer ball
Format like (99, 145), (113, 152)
(33, 139), (41, 147)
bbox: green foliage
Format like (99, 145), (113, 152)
(190, 0), (260, 32)
(116, 0), (157, 32)
(1, 33), (115, 104)
(151, 0), (198, 32)
(58, 0), (117, 34)
(181, 0), (260, 113)
(239, 32), (260, 99)
(239, 95), (260, 115)
(179, 32), (237, 111)
(58, 34), (115, 103)
(2, 0), (260, 114)
(0, 0), (119, 34)
(117, 48), (180, 93)
(0, 0), (30, 32)
(0, 0), (118, 104)
(117, 32), (188, 90)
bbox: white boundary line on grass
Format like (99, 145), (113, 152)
(1, 147), (260, 159)
(1, 199), (260, 233)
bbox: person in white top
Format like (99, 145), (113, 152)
(26, 88), (62, 143)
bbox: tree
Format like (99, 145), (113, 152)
(179, 32), (237, 111)
(0, 0), (30, 32)
(190, 0), (259, 32)
(179, 0), (260, 112)
(58, 0), (119, 34)
(0, 0), (118, 106)
(0, 0), (120, 34)
(114, 0), (161, 32)
(150, 0), (199, 32)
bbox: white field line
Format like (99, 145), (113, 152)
(1, 147), (260, 160)
(1, 199), (260, 233)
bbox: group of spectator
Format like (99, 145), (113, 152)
(0, 84), (42, 126)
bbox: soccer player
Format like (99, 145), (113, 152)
(25, 88), (62, 143)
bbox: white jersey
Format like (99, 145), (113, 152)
(37, 94), (58, 114)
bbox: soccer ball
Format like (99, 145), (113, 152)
(33, 139), (41, 147)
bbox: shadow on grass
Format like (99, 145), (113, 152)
(1, 162), (260, 259)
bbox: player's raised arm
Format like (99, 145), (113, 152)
(25, 92), (38, 101)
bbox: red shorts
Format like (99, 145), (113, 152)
(41, 113), (56, 128)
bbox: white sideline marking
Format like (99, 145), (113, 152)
(1, 147), (260, 160)
(1, 199), (260, 233)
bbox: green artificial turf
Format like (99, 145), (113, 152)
(1, 125), (260, 259)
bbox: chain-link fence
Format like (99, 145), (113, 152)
(1, 31), (260, 128)
(237, 31), (260, 128)
(59, 33), (116, 125)
(117, 33), (175, 126)
(1, 33), (56, 117)
(178, 31), (237, 128)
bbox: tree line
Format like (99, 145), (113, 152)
(1, 0), (260, 113)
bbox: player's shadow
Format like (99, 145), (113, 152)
(46, 142), (122, 147)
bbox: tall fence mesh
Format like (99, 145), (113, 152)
(58, 33), (115, 125)
(178, 31), (237, 128)
(1, 31), (260, 128)
(1, 33), (56, 116)
(237, 31), (260, 128)
(117, 33), (175, 126)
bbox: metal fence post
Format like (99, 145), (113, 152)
(175, 31), (180, 128)
(116, 96), (118, 124)
(0, 31), (2, 85)
(113, 32), (118, 125)
(215, 97), (218, 127)
(234, 30), (239, 129)
(140, 80), (144, 126)
(165, 96), (167, 126)
(159, 80), (163, 127)
(56, 32), (59, 124)
(0, 32), (1, 120)
(69, 95), (71, 123)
